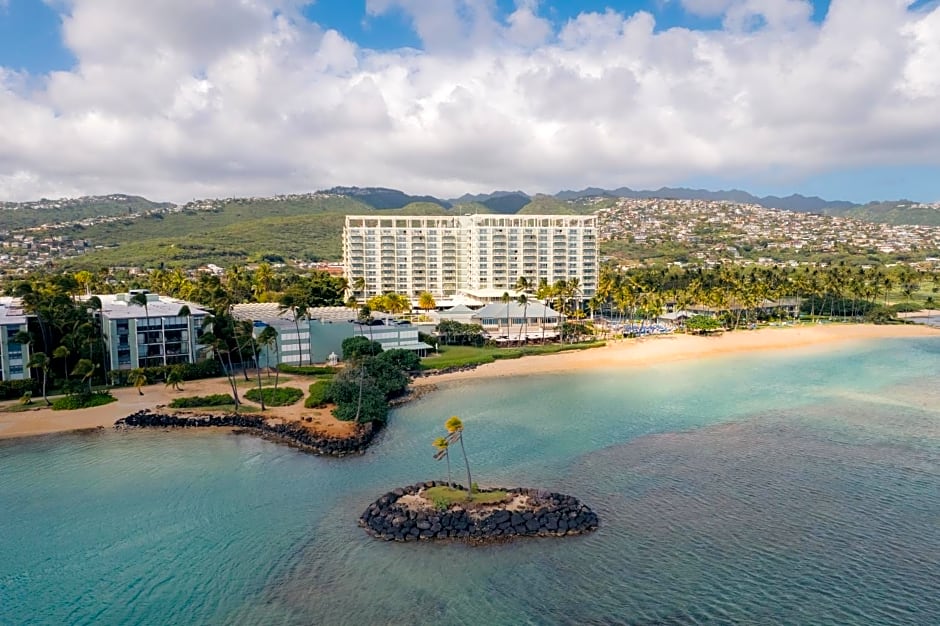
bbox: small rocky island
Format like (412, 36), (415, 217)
(359, 481), (599, 543)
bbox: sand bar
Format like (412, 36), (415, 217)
(2, 323), (936, 440)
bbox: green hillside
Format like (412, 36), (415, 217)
(839, 202), (940, 226)
(518, 195), (578, 215)
(0, 194), (173, 230)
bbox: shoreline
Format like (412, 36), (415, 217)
(2, 323), (937, 441)
(413, 322), (939, 386)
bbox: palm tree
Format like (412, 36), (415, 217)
(165, 366), (184, 392)
(925, 295), (935, 323)
(129, 291), (163, 367)
(240, 321), (266, 411)
(500, 291), (512, 340)
(27, 352), (51, 405)
(130, 369), (147, 396)
(352, 276), (366, 301)
(277, 292), (309, 366)
(417, 291), (436, 315)
(53, 345), (70, 383)
(432, 437), (454, 489)
(200, 329), (241, 409)
(71, 358), (96, 394)
(445, 416), (473, 497)
(257, 325), (280, 390)
(252, 262), (275, 301)
(516, 293), (529, 344)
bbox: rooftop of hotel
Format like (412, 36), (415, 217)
(94, 292), (209, 320)
(232, 303), (359, 325)
(0, 297), (29, 325)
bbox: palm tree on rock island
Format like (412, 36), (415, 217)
(432, 437), (454, 489)
(445, 416), (473, 497)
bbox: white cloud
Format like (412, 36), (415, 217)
(0, 0), (939, 201)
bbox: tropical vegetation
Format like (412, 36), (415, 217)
(243, 386), (304, 407)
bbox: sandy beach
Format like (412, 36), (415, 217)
(0, 375), (348, 441)
(415, 322), (940, 385)
(2, 323), (936, 441)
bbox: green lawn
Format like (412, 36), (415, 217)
(424, 485), (509, 505)
(420, 342), (606, 370)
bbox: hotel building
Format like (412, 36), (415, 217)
(343, 214), (598, 301)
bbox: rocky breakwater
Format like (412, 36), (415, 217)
(359, 481), (599, 543)
(115, 410), (376, 457)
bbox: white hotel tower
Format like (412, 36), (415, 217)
(343, 214), (598, 301)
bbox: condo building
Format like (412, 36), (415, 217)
(0, 297), (30, 381)
(97, 291), (209, 370)
(343, 214), (598, 301)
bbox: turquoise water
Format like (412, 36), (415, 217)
(2, 337), (939, 625)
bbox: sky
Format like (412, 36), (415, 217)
(1, 0), (939, 204)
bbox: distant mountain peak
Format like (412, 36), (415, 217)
(320, 186), (451, 210)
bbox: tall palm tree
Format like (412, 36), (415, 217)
(500, 291), (512, 340)
(241, 321), (266, 411)
(27, 352), (51, 405)
(177, 305), (194, 365)
(130, 291), (163, 367)
(445, 416), (473, 497)
(257, 325), (280, 390)
(52, 345), (70, 383)
(277, 292), (309, 366)
(200, 329), (241, 409)
(432, 437), (454, 489)
(516, 293), (529, 344)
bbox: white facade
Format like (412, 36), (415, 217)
(0, 297), (30, 381)
(97, 291), (209, 371)
(344, 214), (598, 301)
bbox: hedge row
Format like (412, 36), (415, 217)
(109, 360), (223, 386)
(277, 364), (341, 376)
(0, 379), (38, 401)
(51, 392), (116, 411)
(168, 394), (235, 409)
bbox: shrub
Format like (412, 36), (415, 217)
(377, 348), (421, 373)
(109, 360), (222, 387)
(0, 379), (38, 401)
(342, 336), (383, 360)
(304, 380), (332, 408)
(364, 356), (411, 398)
(51, 392), (116, 411)
(328, 367), (389, 424)
(277, 364), (340, 376)
(244, 386), (303, 407)
(168, 394), (235, 408)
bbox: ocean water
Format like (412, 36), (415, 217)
(1, 337), (939, 625)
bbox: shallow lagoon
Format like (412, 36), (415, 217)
(2, 337), (939, 625)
